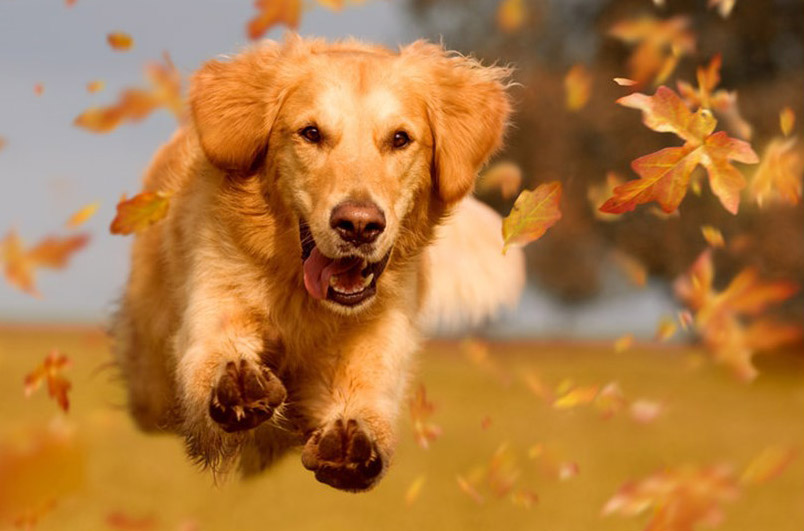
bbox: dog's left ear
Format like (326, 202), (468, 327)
(190, 43), (285, 173)
(404, 43), (512, 204)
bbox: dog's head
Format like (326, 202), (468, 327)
(190, 36), (511, 312)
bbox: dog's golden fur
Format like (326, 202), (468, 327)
(113, 35), (523, 491)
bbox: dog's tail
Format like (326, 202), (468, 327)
(420, 196), (526, 332)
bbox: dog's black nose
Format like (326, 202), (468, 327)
(330, 201), (386, 245)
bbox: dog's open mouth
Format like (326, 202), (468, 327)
(299, 221), (390, 307)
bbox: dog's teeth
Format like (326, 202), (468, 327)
(361, 259), (368, 269)
(362, 273), (374, 288)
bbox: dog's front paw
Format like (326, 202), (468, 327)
(208, 360), (286, 433)
(301, 418), (386, 491)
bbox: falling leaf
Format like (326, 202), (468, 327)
(708, 0), (736, 18)
(749, 137), (802, 206)
(553, 385), (599, 409)
(558, 462), (580, 481)
(34, 83), (44, 96)
(86, 80), (105, 93)
(477, 161), (522, 199)
(521, 370), (554, 402)
(675, 249), (800, 380)
(1, 230), (90, 296)
(779, 107), (795, 137)
(510, 488), (538, 508)
(602, 464), (740, 530)
(701, 225), (725, 248)
(654, 316), (677, 341)
(462, 339), (510, 385)
(405, 476), (426, 506)
(0, 136), (6, 152)
(110, 191), (172, 235)
(600, 86), (758, 215)
(610, 250), (648, 287)
(677, 54), (753, 140)
(565, 64), (592, 111)
(107, 32), (133, 51)
(502, 182), (562, 254)
(480, 416), (493, 430)
(608, 16), (695, 86)
(613, 77), (638, 87)
(0, 421), (85, 528)
(741, 446), (797, 486)
(75, 53), (184, 133)
(65, 202), (100, 228)
(678, 310), (694, 330)
(247, 0), (301, 39)
(614, 334), (635, 353)
(629, 399), (664, 423)
(456, 475), (484, 504)
(497, 0), (526, 33)
(594, 381), (627, 418)
(24, 350), (72, 412)
(408, 384), (441, 449)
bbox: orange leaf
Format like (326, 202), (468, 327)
(86, 80), (105, 93)
(1, 230), (89, 296)
(247, 0), (303, 40)
(553, 385), (599, 409)
(749, 137), (802, 206)
(65, 202), (100, 228)
(654, 315), (677, 341)
(74, 54), (183, 133)
(601, 86), (757, 214)
(614, 334), (634, 353)
(34, 83), (44, 96)
(110, 191), (172, 235)
(23, 350), (72, 412)
(404, 476), (426, 506)
(497, 0), (526, 33)
(741, 446), (797, 486)
(564, 64), (592, 111)
(107, 32), (133, 51)
(477, 161), (522, 199)
(610, 250), (647, 287)
(700, 225), (725, 248)
(0, 135), (6, 152)
(779, 107), (795, 137)
(502, 182), (562, 254)
(408, 384), (441, 449)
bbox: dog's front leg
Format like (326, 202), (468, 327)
(299, 309), (418, 491)
(174, 285), (286, 469)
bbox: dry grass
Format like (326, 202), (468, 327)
(0, 327), (802, 531)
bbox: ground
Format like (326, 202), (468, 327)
(0, 327), (802, 531)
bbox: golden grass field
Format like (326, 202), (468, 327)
(0, 327), (802, 531)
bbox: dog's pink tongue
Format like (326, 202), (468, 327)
(303, 248), (363, 300)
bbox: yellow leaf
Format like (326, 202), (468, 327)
(405, 476), (426, 506)
(497, 0), (526, 34)
(65, 202), (100, 228)
(779, 107), (795, 137)
(700, 225), (725, 248)
(565, 64), (592, 111)
(107, 32), (133, 51)
(502, 182), (562, 254)
(110, 191), (172, 235)
(741, 446), (797, 486)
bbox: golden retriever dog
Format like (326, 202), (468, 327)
(112, 34), (524, 491)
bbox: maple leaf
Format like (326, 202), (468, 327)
(110, 191), (172, 235)
(477, 161), (522, 199)
(247, 0), (343, 40)
(497, 0), (526, 33)
(564, 64), (592, 111)
(502, 182), (562, 254)
(600, 86), (758, 215)
(74, 53), (184, 133)
(608, 16), (695, 86)
(675, 249), (800, 381)
(748, 137), (802, 206)
(65, 201), (100, 228)
(1, 230), (89, 296)
(107, 32), (133, 51)
(24, 350), (73, 412)
(677, 54), (753, 140)
(602, 464), (741, 530)
(0, 421), (85, 529)
(408, 384), (441, 449)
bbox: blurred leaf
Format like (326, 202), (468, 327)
(749, 137), (802, 207)
(24, 350), (72, 413)
(741, 446), (797, 486)
(708, 0), (737, 18)
(408, 384), (441, 449)
(477, 161), (522, 199)
(86, 80), (105, 93)
(629, 399), (664, 424)
(614, 334), (635, 353)
(497, 0), (526, 33)
(65, 202), (100, 229)
(565, 64), (592, 111)
(405, 475), (426, 506)
(1, 230), (89, 296)
(701, 225), (725, 248)
(502, 182), (562, 254)
(613, 77), (637, 87)
(105, 511), (157, 530)
(779, 107), (795, 137)
(34, 83), (44, 96)
(110, 191), (172, 235)
(611, 250), (648, 287)
(107, 32), (133, 51)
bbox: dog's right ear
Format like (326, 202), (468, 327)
(190, 44), (284, 173)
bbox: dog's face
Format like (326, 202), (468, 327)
(190, 37), (511, 312)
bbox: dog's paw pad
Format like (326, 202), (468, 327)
(208, 360), (286, 433)
(301, 419), (385, 491)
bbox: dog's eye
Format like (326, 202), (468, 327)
(300, 126), (321, 144)
(392, 131), (411, 149)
